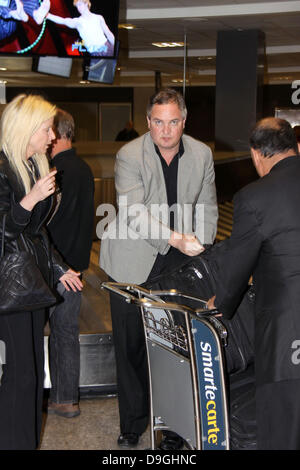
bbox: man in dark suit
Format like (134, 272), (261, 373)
(208, 117), (300, 449)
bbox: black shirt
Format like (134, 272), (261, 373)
(147, 139), (186, 280)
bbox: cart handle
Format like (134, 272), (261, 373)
(149, 289), (208, 307)
(101, 281), (219, 316)
(101, 281), (149, 302)
(133, 296), (218, 317)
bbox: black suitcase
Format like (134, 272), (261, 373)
(145, 253), (257, 450)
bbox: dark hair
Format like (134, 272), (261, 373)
(250, 117), (298, 158)
(293, 125), (300, 143)
(147, 88), (187, 119)
(53, 109), (75, 141)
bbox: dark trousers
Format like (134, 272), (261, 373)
(109, 290), (149, 435)
(49, 284), (81, 404)
(256, 379), (300, 450)
(0, 309), (45, 450)
(109, 249), (189, 435)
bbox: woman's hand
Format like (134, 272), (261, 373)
(20, 170), (57, 211)
(59, 269), (83, 292)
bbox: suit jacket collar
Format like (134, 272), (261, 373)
(153, 138), (185, 160)
(269, 154), (299, 173)
(143, 133), (195, 206)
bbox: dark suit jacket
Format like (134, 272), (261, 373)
(212, 155), (300, 385)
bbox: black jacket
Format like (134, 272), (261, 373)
(212, 155), (300, 385)
(47, 149), (94, 272)
(0, 151), (67, 288)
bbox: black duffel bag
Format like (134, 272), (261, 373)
(145, 253), (255, 375)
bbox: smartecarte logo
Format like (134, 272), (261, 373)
(200, 341), (221, 446)
(191, 317), (228, 450)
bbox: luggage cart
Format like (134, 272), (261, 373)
(101, 282), (230, 450)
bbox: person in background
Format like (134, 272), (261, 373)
(207, 117), (300, 450)
(0, 94), (82, 450)
(100, 88), (218, 449)
(115, 121), (139, 142)
(46, 108), (94, 418)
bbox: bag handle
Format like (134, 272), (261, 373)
(1, 213), (31, 259)
(1, 213), (6, 259)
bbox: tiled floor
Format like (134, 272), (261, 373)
(40, 397), (151, 451)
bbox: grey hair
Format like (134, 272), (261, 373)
(147, 88), (187, 120)
(53, 109), (75, 141)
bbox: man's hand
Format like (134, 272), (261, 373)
(169, 231), (205, 256)
(206, 295), (222, 316)
(207, 295), (216, 310)
(59, 269), (83, 292)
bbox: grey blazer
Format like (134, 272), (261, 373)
(100, 132), (218, 283)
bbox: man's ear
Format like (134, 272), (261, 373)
(251, 148), (260, 167)
(251, 148), (265, 177)
(146, 117), (151, 130)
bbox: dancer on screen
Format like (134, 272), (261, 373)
(35, 0), (115, 56)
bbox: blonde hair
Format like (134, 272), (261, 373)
(73, 0), (91, 8)
(0, 94), (56, 194)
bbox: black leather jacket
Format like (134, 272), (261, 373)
(0, 151), (68, 287)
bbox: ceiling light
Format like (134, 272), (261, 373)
(0, 67), (7, 71)
(171, 78), (189, 83)
(152, 42), (184, 48)
(79, 80), (90, 84)
(119, 24), (137, 30)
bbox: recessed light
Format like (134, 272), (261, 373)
(171, 78), (189, 83)
(119, 24), (137, 30)
(79, 80), (90, 84)
(0, 67), (7, 71)
(152, 42), (184, 48)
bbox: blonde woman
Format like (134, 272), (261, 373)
(0, 94), (82, 450)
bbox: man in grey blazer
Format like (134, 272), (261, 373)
(100, 88), (218, 448)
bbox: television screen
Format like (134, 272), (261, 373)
(32, 55), (72, 77)
(84, 57), (117, 84)
(0, 0), (120, 58)
(83, 39), (119, 84)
